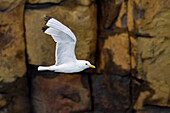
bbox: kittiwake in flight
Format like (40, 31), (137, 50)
(38, 16), (95, 73)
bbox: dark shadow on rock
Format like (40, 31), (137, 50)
(91, 74), (131, 113)
(135, 105), (170, 113)
(102, 49), (129, 76)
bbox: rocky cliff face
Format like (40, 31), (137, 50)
(128, 0), (170, 110)
(0, 0), (169, 113)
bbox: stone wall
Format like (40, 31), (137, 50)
(0, 0), (169, 113)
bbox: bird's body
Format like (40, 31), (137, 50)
(38, 60), (89, 73)
(38, 16), (95, 73)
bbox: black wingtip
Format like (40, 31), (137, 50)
(42, 26), (49, 32)
(44, 16), (52, 24)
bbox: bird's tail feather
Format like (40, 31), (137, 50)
(38, 66), (50, 71)
(38, 65), (56, 71)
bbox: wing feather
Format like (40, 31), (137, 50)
(44, 27), (74, 42)
(42, 16), (77, 65)
(45, 17), (76, 42)
(55, 42), (58, 65)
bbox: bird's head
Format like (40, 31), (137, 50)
(78, 60), (95, 70)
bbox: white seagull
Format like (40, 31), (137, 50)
(38, 16), (95, 73)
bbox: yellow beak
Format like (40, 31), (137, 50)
(89, 65), (95, 68)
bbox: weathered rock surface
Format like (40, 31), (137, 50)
(77, 0), (93, 6)
(98, 33), (130, 76)
(25, 3), (97, 66)
(130, 36), (137, 76)
(27, 0), (93, 6)
(31, 71), (91, 113)
(115, 1), (127, 28)
(135, 106), (170, 113)
(27, 0), (63, 4)
(0, 0), (25, 12)
(92, 74), (131, 113)
(97, 0), (130, 76)
(93, 2), (131, 113)
(128, 0), (170, 109)
(138, 0), (170, 37)
(0, 77), (30, 113)
(128, 0), (170, 36)
(134, 37), (170, 109)
(127, 0), (140, 32)
(0, 1), (30, 113)
(98, 0), (123, 29)
(0, 1), (26, 83)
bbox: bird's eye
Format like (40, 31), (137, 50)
(85, 63), (88, 65)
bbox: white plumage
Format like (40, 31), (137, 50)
(38, 16), (95, 73)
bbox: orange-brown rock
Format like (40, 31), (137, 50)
(0, 1), (29, 113)
(0, 97), (6, 109)
(97, 0), (130, 76)
(98, 33), (130, 76)
(128, 0), (170, 37)
(130, 36), (137, 76)
(0, 0), (25, 12)
(0, 1), (26, 83)
(28, 0), (63, 4)
(127, 0), (140, 32)
(115, 1), (127, 28)
(130, 0), (170, 109)
(77, 0), (93, 6)
(25, 3), (97, 66)
(138, 0), (170, 37)
(27, 0), (93, 6)
(31, 72), (91, 113)
(134, 37), (170, 109)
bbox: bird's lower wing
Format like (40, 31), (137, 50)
(57, 42), (77, 65)
(55, 42), (58, 65)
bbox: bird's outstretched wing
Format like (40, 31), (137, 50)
(42, 16), (77, 65)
